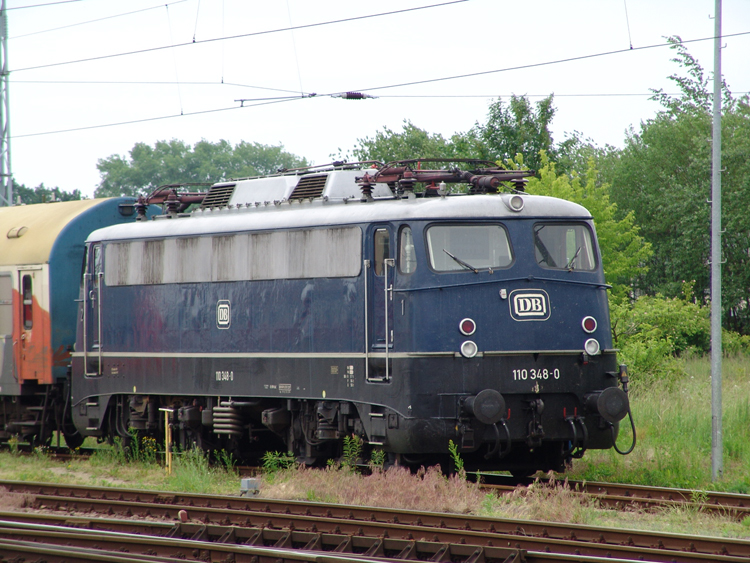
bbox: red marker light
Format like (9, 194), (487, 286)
(582, 316), (597, 333)
(459, 318), (476, 336)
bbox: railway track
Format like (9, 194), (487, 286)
(475, 473), (750, 519)
(1, 480), (749, 562)
(3, 446), (749, 519)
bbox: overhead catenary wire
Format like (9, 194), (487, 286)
(11, 79), (311, 95)
(11, 31), (750, 139)
(10, 0), (470, 73)
(10, 31), (750, 139)
(5, 0), (84, 11)
(12, 96), (301, 139)
(10, 0), (188, 40)
(10, 80), (749, 99)
(165, 3), (184, 115)
(345, 31), (750, 95)
(623, 0), (634, 49)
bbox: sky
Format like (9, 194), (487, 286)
(6, 0), (750, 199)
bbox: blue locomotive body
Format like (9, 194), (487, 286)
(70, 163), (631, 472)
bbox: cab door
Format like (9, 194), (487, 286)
(83, 243), (103, 376)
(366, 226), (394, 381)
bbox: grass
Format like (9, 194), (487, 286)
(1, 356), (749, 539)
(0, 442), (240, 496)
(568, 354), (750, 493)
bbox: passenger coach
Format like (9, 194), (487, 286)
(70, 161), (632, 473)
(0, 198), (153, 447)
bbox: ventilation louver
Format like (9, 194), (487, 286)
(200, 184), (236, 209)
(289, 175), (328, 200)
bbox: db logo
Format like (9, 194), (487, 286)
(217, 300), (231, 329)
(509, 290), (550, 321)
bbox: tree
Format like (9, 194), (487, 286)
(349, 95), (604, 180)
(606, 37), (750, 332)
(12, 180), (82, 204)
(96, 139), (308, 197)
(468, 95), (555, 172)
(348, 120), (467, 164)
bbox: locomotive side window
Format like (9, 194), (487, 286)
(533, 223), (596, 271)
(398, 226), (417, 274)
(425, 224), (512, 272)
(105, 226), (362, 285)
(373, 229), (390, 276)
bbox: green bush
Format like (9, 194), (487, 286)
(610, 288), (750, 388)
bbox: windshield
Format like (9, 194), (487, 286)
(533, 223), (596, 271)
(426, 224), (513, 272)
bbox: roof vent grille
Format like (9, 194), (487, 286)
(201, 184), (236, 209)
(289, 175), (328, 200)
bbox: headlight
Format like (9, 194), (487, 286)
(584, 338), (601, 356)
(460, 340), (478, 358)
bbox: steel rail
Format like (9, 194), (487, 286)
(474, 473), (750, 519)
(2, 480), (749, 562)
(0, 513), (733, 563)
(2, 519), (513, 563)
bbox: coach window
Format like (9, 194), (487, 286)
(22, 275), (33, 330)
(398, 226), (417, 274)
(426, 224), (512, 272)
(533, 223), (596, 271)
(373, 229), (390, 276)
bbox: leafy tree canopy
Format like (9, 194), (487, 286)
(348, 120), (468, 163)
(468, 94), (556, 172)
(348, 95), (600, 177)
(12, 180), (82, 204)
(605, 36), (750, 331)
(96, 139), (308, 197)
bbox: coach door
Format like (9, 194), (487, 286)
(366, 226), (394, 382)
(14, 268), (51, 384)
(83, 243), (103, 375)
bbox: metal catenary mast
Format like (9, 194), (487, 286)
(0, 0), (10, 207)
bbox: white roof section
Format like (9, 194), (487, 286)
(217, 168), (393, 206)
(88, 188), (594, 244)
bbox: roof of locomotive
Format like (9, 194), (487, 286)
(0, 198), (138, 266)
(87, 172), (594, 244)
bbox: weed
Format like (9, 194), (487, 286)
(262, 451), (297, 474)
(448, 439), (465, 479)
(342, 435), (363, 471)
(213, 449), (238, 477)
(8, 435), (20, 456)
(690, 489), (709, 505)
(370, 449), (386, 470)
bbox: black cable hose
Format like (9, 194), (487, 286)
(562, 419), (578, 458)
(611, 407), (637, 455)
(484, 420), (511, 459)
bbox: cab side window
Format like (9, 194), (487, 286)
(373, 229), (390, 276)
(398, 226), (417, 274)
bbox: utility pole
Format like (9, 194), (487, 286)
(710, 0), (723, 481)
(0, 0), (11, 207)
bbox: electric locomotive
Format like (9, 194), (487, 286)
(70, 161), (633, 473)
